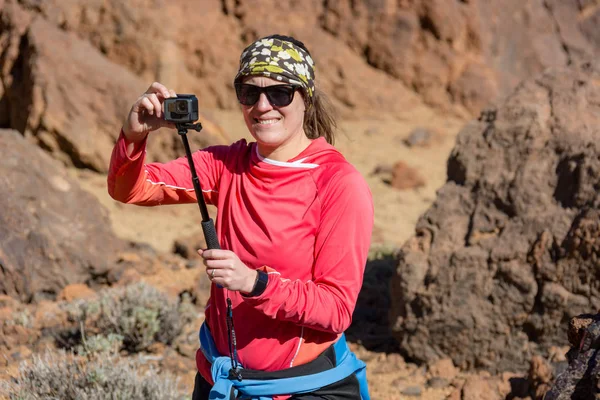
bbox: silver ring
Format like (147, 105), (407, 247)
(211, 269), (215, 278)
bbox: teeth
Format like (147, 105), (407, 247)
(256, 119), (278, 125)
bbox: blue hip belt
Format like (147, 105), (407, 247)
(199, 323), (370, 400)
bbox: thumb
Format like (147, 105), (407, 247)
(197, 249), (205, 257)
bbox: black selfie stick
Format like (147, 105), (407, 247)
(177, 122), (240, 375)
(176, 122), (220, 250)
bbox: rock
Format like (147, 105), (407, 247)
(427, 377), (449, 389)
(3, 0), (599, 130)
(0, 130), (126, 302)
(498, 372), (529, 399)
(321, 0), (600, 115)
(57, 283), (96, 302)
(461, 376), (502, 400)
(390, 64), (600, 373)
(529, 355), (553, 400)
(568, 314), (597, 347)
(429, 358), (459, 381)
(32, 300), (67, 331)
(404, 128), (435, 147)
(446, 388), (461, 400)
(2, 0), (424, 126)
(391, 161), (427, 190)
(449, 61), (498, 115)
(172, 233), (206, 260)
(401, 385), (423, 396)
(0, 1), (228, 172)
(545, 314), (600, 399)
(0, 295), (18, 309)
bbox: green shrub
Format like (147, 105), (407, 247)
(65, 282), (195, 352)
(4, 309), (33, 328)
(76, 333), (124, 356)
(2, 350), (186, 400)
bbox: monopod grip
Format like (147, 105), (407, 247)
(202, 219), (220, 250)
(202, 218), (223, 288)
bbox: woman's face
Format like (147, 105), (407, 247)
(240, 76), (307, 155)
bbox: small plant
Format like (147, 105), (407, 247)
(64, 282), (195, 352)
(1, 349), (185, 400)
(76, 332), (124, 356)
(4, 309), (33, 328)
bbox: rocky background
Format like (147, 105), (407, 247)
(1, 0), (600, 399)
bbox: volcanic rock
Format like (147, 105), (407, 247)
(390, 63), (600, 373)
(545, 314), (600, 399)
(321, 0), (600, 115)
(0, 130), (125, 302)
(0, 1), (228, 172)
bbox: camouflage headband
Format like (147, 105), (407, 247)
(234, 37), (315, 100)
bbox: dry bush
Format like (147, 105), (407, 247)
(64, 282), (195, 352)
(1, 348), (186, 400)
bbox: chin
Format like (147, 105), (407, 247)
(253, 134), (284, 148)
(251, 125), (283, 141)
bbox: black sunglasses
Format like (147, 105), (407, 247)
(234, 83), (301, 107)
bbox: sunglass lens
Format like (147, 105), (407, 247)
(236, 85), (260, 106)
(235, 84), (297, 106)
(266, 86), (295, 107)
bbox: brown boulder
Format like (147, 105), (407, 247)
(391, 161), (426, 190)
(528, 355), (553, 399)
(56, 283), (96, 302)
(5, 0), (599, 125)
(0, 1), (228, 172)
(4, 0), (428, 122)
(461, 375), (503, 400)
(321, 0), (600, 115)
(0, 130), (125, 302)
(390, 64), (600, 373)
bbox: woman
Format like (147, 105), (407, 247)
(108, 34), (373, 399)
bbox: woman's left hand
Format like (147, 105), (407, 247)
(198, 249), (258, 294)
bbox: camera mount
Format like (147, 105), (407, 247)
(176, 122), (220, 251)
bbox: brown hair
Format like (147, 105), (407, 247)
(263, 34), (338, 145)
(303, 89), (337, 145)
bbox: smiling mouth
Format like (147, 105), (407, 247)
(254, 118), (280, 125)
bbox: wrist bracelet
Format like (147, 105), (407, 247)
(244, 270), (268, 297)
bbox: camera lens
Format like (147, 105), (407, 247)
(176, 100), (188, 113)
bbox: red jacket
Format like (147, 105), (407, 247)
(107, 132), (373, 384)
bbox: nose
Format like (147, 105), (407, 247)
(255, 92), (273, 111)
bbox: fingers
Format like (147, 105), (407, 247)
(199, 249), (234, 282)
(134, 85), (177, 120)
(140, 82), (177, 116)
(147, 93), (163, 118)
(146, 81), (172, 99)
(200, 249), (234, 260)
(206, 268), (217, 280)
(204, 259), (234, 270)
(124, 82), (179, 140)
(138, 96), (156, 116)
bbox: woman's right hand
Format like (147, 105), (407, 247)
(123, 82), (178, 143)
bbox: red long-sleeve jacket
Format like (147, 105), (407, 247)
(107, 132), (373, 383)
